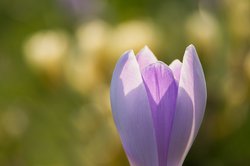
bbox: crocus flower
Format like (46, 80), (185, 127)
(110, 45), (207, 166)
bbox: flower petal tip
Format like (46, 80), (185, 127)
(187, 44), (195, 49)
(136, 46), (157, 70)
(125, 49), (135, 58)
(138, 45), (154, 56)
(143, 45), (149, 49)
(116, 50), (136, 65)
(170, 59), (182, 66)
(185, 44), (197, 55)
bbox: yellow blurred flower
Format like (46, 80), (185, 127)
(108, 20), (159, 58)
(76, 20), (110, 56)
(185, 10), (220, 56)
(23, 30), (69, 82)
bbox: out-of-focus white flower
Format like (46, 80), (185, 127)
(23, 30), (69, 80)
(185, 10), (220, 55)
(108, 20), (159, 58)
(76, 20), (110, 56)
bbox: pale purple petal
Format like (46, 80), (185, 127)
(183, 45), (207, 146)
(167, 88), (193, 166)
(168, 45), (207, 165)
(110, 51), (158, 166)
(141, 62), (178, 166)
(169, 59), (182, 85)
(136, 46), (158, 71)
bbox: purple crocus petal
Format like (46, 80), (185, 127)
(169, 59), (182, 85)
(167, 87), (193, 166)
(182, 45), (207, 147)
(110, 51), (158, 166)
(136, 46), (158, 71)
(167, 45), (207, 165)
(141, 62), (178, 166)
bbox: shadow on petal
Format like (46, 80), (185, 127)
(168, 87), (194, 166)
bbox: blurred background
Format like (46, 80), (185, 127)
(0, 0), (250, 165)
